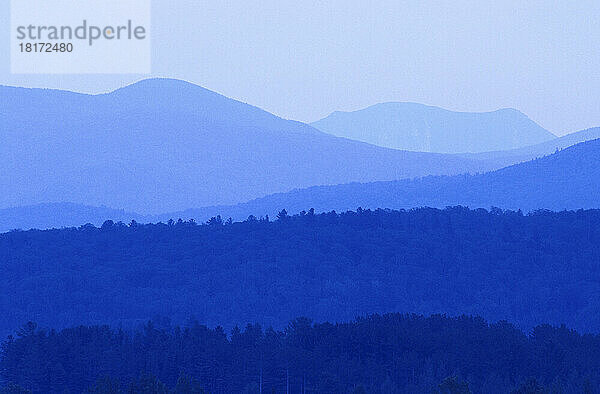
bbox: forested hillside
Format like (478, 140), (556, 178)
(2, 314), (599, 393)
(1, 207), (600, 337)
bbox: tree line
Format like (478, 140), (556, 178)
(1, 314), (598, 393)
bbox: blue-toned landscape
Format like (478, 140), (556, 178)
(3, 2), (600, 393)
(1, 79), (600, 393)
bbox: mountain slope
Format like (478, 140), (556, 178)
(170, 139), (600, 221)
(0, 79), (489, 214)
(311, 103), (555, 153)
(3, 138), (598, 232)
(460, 126), (600, 164)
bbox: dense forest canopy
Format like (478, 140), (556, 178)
(1, 314), (599, 393)
(0, 207), (599, 337)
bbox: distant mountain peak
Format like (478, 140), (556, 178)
(106, 78), (223, 101)
(112, 78), (209, 93)
(330, 102), (527, 116)
(312, 102), (555, 153)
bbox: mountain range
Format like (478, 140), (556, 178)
(311, 102), (556, 153)
(2, 79), (600, 232)
(165, 138), (600, 222)
(0, 79), (489, 214)
(1, 138), (599, 233)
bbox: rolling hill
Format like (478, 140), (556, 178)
(169, 139), (600, 221)
(0, 79), (489, 214)
(1, 138), (599, 232)
(311, 102), (555, 153)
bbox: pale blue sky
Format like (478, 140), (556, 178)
(2, 1), (600, 135)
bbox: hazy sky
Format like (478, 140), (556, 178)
(2, 1), (600, 135)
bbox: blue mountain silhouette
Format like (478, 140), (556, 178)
(169, 139), (600, 221)
(0, 79), (488, 214)
(311, 102), (555, 153)
(1, 137), (599, 232)
(460, 127), (600, 165)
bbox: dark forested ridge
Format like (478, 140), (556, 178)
(1, 207), (600, 338)
(2, 314), (600, 394)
